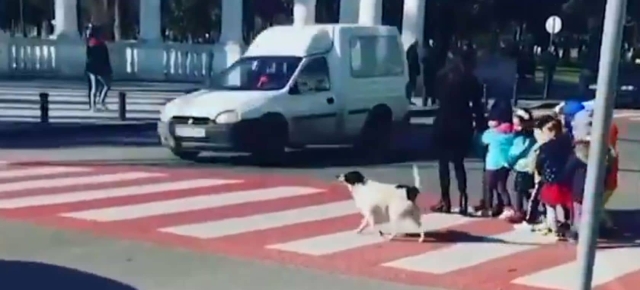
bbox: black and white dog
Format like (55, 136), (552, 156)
(336, 165), (425, 243)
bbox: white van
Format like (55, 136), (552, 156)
(158, 24), (410, 161)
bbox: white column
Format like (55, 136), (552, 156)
(53, 0), (84, 78)
(53, 0), (79, 39)
(219, 0), (244, 45)
(137, 0), (164, 80)
(401, 0), (426, 50)
(358, 0), (383, 26)
(139, 0), (162, 41)
(213, 0), (245, 73)
(339, 0), (359, 23)
(293, 0), (317, 26)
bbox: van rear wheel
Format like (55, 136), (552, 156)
(171, 149), (200, 161)
(355, 107), (393, 158)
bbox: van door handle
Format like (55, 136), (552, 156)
(326, 97), (334, 104)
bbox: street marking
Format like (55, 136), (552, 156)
(159, 200), (357, 239)
(61, 186), (324, 222)
(614, 112), (640, 118)
(382, 229), (557, 274)
(0, 166), (90, 179)
(513, 247), (640, 289)
(267, 213), (473, 256)
(0, 179), (238, 209)
(0, 172), (162, 194)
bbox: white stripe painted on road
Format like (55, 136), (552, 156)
(0, 166), (90, 180)
(159, 200), (357, 239)
(0, 172), (163, 194)
(0, 103), (163, 111)
(267, 213), (473, 256)
(0, 108), (160, 119)
(0, 179), (238, 209)
(0, 90), (179, 97)
(628, 117), (640, 121)
(61, 186), (324, 222)
(513, 247), (640, 289)
(382, 229), (557, 274)
(0, 116), (156, 123)
(614, 112), (640, 118)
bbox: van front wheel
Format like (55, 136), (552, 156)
(251, 114), (288, 164)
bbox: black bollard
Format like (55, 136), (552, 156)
(39, 92), (49, 124)
(118, 92), (126, 121)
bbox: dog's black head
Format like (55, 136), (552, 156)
(336, 171), (366, 186)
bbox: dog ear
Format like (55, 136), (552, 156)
(343, 171), (365, 185)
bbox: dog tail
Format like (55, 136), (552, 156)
(412, 164), (421, 189)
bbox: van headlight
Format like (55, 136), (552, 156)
(620, 85), (636, 91)
(215, 110), (240, 124)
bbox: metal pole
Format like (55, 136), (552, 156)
(118, 92), (126, 121)
(39, 92), (49, 124)
(577, 0), (626, 289)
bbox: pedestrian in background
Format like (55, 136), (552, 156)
(405, 39), (420, 105)
(85, 24), (113, 111)
(429, 46), (486, 215)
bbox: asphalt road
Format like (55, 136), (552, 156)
(1, 115), (639, 290)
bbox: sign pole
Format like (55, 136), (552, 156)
(543, 16), (562, 100)
(576, 0), (626, 289)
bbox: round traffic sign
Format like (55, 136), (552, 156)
(545, 15), (563, 34)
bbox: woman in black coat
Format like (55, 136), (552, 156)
(429, 47), (486, 215)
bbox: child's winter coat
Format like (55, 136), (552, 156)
(535, 133), (574, 206)
(562, 144), (617, 203)
(482, 126), (515, 170)
(507, 132), (536, 172)
(606, 123), (619, 191)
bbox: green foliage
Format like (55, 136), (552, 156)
(163, 0), (218, 41)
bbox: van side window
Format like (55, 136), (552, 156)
(349, 36), (404, 78)
(297, 57), (331, 92)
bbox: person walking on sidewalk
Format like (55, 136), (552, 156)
(85, 25), (112, 111)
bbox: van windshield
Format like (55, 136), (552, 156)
(209, 56), (302, 91)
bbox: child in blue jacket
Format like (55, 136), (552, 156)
(506, 108), (536, 222)
(481, 117), (515, 218)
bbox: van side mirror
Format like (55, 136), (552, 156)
(289, 83), (301, 95)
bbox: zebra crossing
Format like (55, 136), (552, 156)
(0, 86), (182, 123)
(613, 110), (640, 122)
(0, 161), (638, 290)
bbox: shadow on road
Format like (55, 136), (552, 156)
(0, 260), (137, 290)
(0, 131), (159, 149)
(2, 124), (457, 167)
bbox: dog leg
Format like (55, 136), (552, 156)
(418, 231), (425, 243)
(355, 213), (376, 234)
(355, 216), (368, 234)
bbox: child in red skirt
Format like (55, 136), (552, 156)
(534, 115), (574, 238)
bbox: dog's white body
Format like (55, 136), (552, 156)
(346, 165), (425, 242)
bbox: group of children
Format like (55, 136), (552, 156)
(476, 99), (619, 241)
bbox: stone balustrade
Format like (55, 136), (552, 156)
(0, 0), (428, 83)
(0, 36), (215, 83)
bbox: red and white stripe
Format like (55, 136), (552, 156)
(0, 161), (637, 290)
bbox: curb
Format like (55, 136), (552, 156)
(0, 122), (157, 138)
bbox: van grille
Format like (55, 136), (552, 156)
(171, 116), (211, 125)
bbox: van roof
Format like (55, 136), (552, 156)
(244, 24), (399, 58)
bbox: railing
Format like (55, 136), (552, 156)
(4, 37), (215, 82)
